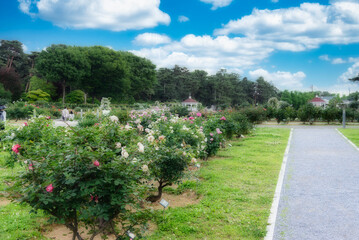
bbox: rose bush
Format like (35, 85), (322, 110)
(3, 117), (151, 240)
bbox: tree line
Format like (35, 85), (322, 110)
(2, 39), (357, 109)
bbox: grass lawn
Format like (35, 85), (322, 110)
(148, 127), (290, 240)
(338, 128), (359, 146)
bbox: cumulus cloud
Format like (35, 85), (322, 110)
(131, 34), (276, 74)
(249, 69), (306, 90)
(338, 61), (359, 82)
(178, 15), (190, 23)
(200, 0), (233, 10)
(215, 2), (359, 50)
(133, 33), (171, 46)
(17, 0), (170, 31)
(271, 0), (279, 3)
(319, 55), (347, 64)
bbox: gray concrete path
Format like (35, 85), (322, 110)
(273, 127), (359, 240)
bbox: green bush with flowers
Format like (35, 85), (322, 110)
(3, 117), (152, 239)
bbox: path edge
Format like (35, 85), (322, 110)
(264, 128), (294, 240)
(335, 128), (359, 152)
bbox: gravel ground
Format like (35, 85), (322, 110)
(273, 127), (359, 240)
(53, 120), (78, 127)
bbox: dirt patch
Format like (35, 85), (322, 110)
(0, 198), (11, 207)
(44, 224), (117, 240)
(145, 191), (201, 210)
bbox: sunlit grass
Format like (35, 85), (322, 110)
(148, 128), (290, 240)
(338, 128), (359, 147)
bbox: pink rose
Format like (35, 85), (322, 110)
(189, 117), (195, 120)
(210, 138), (214, 141)
(46, 116), (51, 119)
(12, 144), (21, 154)
(24, 122), (28, 126)
(196, 112), (202, 117)
(190, 121), (194, 124)
(216, 128), (222, 134)
(28, 164), (33, 170)
(210, 133), (213, 137)
(46, 184), (54, 193)
(93, 160), (100, 167)
(220, 116), (226, 121)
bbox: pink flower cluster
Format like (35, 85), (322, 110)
(93, 160), (100, 167)
(46, 184), (54, 193)
(12, 144), (21, 154)
(216, 128), (222, 134)
(220, 116), (226, 121)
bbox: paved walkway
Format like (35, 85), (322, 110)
(273, 127), (359, 240)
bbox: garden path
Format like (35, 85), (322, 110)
(272, 127), (359, 240)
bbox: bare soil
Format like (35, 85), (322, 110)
(0, 197), (11, 207)
(44, 191), (200, 239)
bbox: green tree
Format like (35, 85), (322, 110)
(26, 89), (51, 102)
(28, 76), (56, 98)
(36, 45), (90, 104)
(122, 52), (157, 101)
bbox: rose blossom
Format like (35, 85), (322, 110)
(12, 144), (21, 154)
(191, 158), (197, 163)
(137, 142), (145, 153)
(28, 164), (34, 170)
(210, 133), (214, 137)
(220, 116), (226, 121)
(189, 117), (195, 120)
(115, 142), (122, 149)
(121, 148), (129, 158)
(158, 135), (165, 141)
(46, 184), (54, 193)
(210, 138), (214, 141)
(196, 112), (202, 117)
(147, 135), (155, 142)
(141, 165), (149, 172)
(93, 160), (100, 167)
(109, 116), (119, 122)
(216, 128), (222, 134)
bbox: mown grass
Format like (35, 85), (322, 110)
(148, 127), (290, 240)
(0, 152), (48, 240)
(338, 128), (359, 146)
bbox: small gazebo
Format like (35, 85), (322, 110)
(182, 95), (199, 112)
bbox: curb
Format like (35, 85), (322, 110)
(264, 128), (294, 240)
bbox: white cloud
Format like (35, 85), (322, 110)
(178, 15), (190, 23)
(271, 0), (279, 3)
(249, 69), (306, 90)
(332, 58), (346, 64)
(18, 0), (170, 31)
(338, 61), (359, 82)
(200, 0), (233, 10)
(215, 2), (359, 50)
(319, 55), (330, 61)
(22, 44), (29, 53)
(133, 33), (171, 46)
(131, 34), (276, 74)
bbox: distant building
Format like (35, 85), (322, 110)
(182, 96), (200, 111)
(309, 96), (326, 107)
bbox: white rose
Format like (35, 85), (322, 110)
(109, 115), (119, 122)
(191, 158), (197, 163)
(115, 142), (122, 149)
(142, 165), (149, 172)
(121, 148), (129, 158)
(125, 124), (132, 130)
(145, 128), (150, 133)
(137, 142), (145, 153)
(148, 135), (155, 142)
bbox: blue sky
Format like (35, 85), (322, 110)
(2, 0), (359, 94)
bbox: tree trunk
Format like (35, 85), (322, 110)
(146, 181), (169, 202)
(62, 80), (66, 105)
(84, 93), (87, 104)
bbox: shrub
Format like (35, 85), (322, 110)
(3, 117), (151, 239)
(66, 90), (85, 104)
(110, 109), (130, 123)
(240, 107), (266, 124)
(78, 113), (98, 128)
(6, 101), (35, 120)
(169, 104), (189, 117)
(26, 89), (51, 102)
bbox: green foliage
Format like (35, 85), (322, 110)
(28, 76), (56, 97)
(0, 83), (12, 100)
(26, 89), (51, 102)
(2, 117), (151, 239)
(6, 101), (35, 120)
(240, 107), (267, 123)
(322, 107), (341, 123)
(169, 104), (190, 117)
(66, 90), (85, 104)
(78, 112), (99, 128)
(110, 108), (129, 123)
(297, 103), (322, 123)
